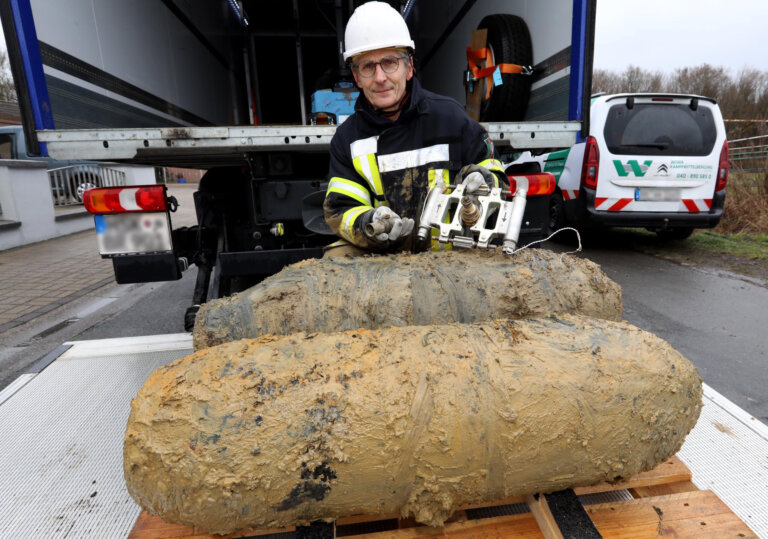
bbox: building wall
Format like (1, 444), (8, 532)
(0, 101), (22, 127)
(0, 160), (159, 251)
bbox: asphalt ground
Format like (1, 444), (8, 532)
(0, 183), (198, 334)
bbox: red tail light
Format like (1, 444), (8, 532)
(506, 173), (557, 196)
(716, 140), (728, 192)
(83, 185), (168, 214)
(580, 136), (600, 189)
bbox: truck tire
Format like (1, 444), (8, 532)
(476, 14), (533, 121)
(125, 315), (702, 534)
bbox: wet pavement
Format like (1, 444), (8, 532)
(0, 183), (198, 334)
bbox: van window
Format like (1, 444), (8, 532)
(603, 103), (717, 156)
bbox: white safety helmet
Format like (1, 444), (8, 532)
(343, 1), (415, 62)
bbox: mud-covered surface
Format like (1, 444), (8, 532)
(193, 249), (623, 350)
(126, 315), (701, 534)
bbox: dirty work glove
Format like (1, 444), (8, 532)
(368, 206), (415, 243)
(458, 164), (496, 194)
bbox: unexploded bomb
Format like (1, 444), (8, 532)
(126, 315), (701, 534)
(193, 249), (623, 349)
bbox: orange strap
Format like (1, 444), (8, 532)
(466, 46), (527, 80)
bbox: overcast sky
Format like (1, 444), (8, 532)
(594, 0), (768, 73)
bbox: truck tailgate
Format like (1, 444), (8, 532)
(37, 123), (582, 168)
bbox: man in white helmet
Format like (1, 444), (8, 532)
(323, 1), (507, 255)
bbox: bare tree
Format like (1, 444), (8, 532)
(669, 64), (731, 100)
(592, 66), (667, 94)
(592, 69), (620, 95)
(0, 51), (17, 102)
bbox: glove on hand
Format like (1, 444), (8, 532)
(369, 206), (414, 243)
(458, 164), (496, 194)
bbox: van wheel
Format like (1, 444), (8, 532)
(548, 191), (565, 232)
(476, 14), (533, 121)
(656, 227), (694, 240)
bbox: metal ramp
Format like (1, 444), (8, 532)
(0, 335), (766, 538)
(0, 334), (192, 539)
(678, 384), (768, 536)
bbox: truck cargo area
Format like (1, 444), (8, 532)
(1, 0), (598, 321)
(7, 0), (593, 160)
(0, 335), (764, 537)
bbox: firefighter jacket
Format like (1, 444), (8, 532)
(324, 77), (506, 252)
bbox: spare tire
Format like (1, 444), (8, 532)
(476, 14), (533, 121)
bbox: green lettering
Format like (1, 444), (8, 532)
(612, 160), (653, 177)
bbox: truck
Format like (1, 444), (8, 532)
(2, 0), (595, 329)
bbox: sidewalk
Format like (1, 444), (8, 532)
(0, 183), (198, 333)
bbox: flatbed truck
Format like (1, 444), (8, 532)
(3, 0), (595, 327)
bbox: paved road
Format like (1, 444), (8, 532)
(0, 183), (199, 391)
(578, 246), (768, 423)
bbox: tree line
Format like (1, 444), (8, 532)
(592, 64), (768, 142)
(0, 52), (16, 102)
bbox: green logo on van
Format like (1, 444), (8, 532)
(613, 160), (653, 177)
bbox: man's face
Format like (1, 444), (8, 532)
(351, 48), (413, 113)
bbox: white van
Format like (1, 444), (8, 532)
(508, 93), (729, 239)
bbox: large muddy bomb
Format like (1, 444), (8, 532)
(125, 315), (702, 534)
(193, 249), (623, 349)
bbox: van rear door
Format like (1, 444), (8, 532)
(593, 95), (725, 213)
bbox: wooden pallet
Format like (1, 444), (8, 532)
(128, 456), (757, 538)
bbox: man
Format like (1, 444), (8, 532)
(324, 1), (507, 255)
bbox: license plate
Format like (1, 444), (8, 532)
(634, 188), (681, 201)
(94, 212), (173, 255)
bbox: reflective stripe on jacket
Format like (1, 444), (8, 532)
(324, 77), (506, 252)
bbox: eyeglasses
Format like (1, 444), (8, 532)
(353, 55), (409, 78)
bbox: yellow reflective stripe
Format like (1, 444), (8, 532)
(341, 206), (369, 242)
(352, 154), (386, 208)
(328, 177), (372, 206)
(429, 228), (452, 251)
(352, 155), (366, 181)
(352, 156), (371, 191)
(477, 158), (505, 187)
(367, 154), (385, 199)
(428, 168), (443, 190)
(430, 228), (440, 251)
(478, 158), (504, 172)
(428, 168), (451, 196)
(352, 156), (379, 200)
